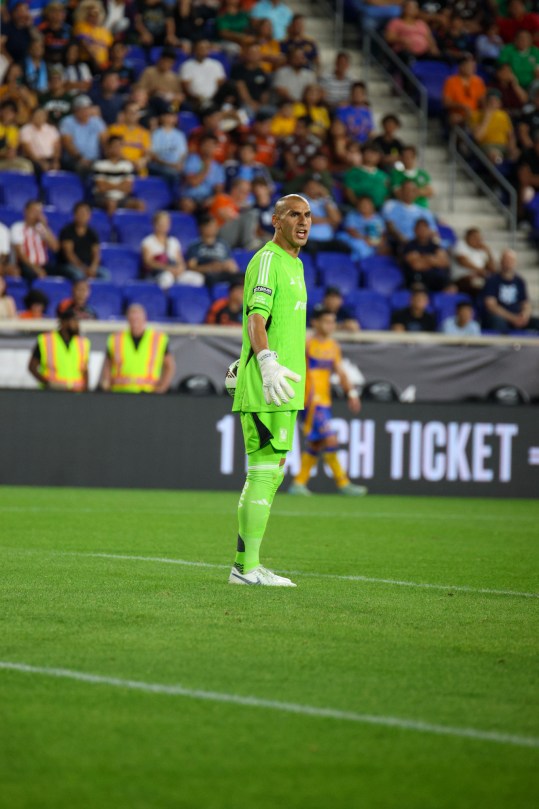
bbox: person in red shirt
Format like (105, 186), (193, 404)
(498, 0), (539, 44)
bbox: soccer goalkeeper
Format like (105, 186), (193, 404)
(229, 195), (311, 587)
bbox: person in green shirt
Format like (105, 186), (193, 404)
(343, 143), (389, 210)
(216, 0), (253, 50)
(390, 144), (433, 208)
(498, 29), (539, 90)
(229, 194), (311, 587)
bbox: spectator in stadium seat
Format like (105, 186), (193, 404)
(497, 0), (539, 45)
(385, 0), (441, 61)
(350, 0), (403, 34)
(23, 37), (49, 95)
(0, 100), (34, 174)
(300, 176), (344, 252)
(249, 0), (293, 42)
(92, 135), (146, 216)
(335, 82), (374, 145)
(391, 283), (437, 332)
(100, 304), (175, 394)
(179, 133), (226, 214)
(243, 110), (278, 168)
(320, 52), (355, 109)
(3, 1), (34, 64)
(107, 101), (152, 175)
(435, 13), (474, 62)
(516, 85), (539, 148)
(489, 63), (528, 117)
(498, 29), (539, 91)
(230, 43), (272, 116)
(148, 104), (188, 194)
(215, 0), (253, 54)
(62, 40), (93, 95)
(372, 113), (404, 173)
(516, 129), (539, 214)
(73, 0), (113, 71)
(338, 195), (388, 261)
(89, 70), (124, 126)
(323, 118), (356, 173)
(285, 151), (334, 196)
(281, 13), (319, 73)
(321, 286), (360, 332)
(18, 288), (49, 319)
(389, 144), (433, 207)
(107, 41), (136, 95)
(134, 0), (176, 49)
(188, 105), (235, 164)
(442, 53), (486, 127)
(60, 93), (106, 175)
(223, 141), (274, 191)
(273, 47), (315, 104)
(251, 18), (283, 74)
(0, 275), (17, 319)
(141, 210), (204, 288)
(57, 278), (98, 320)
(343, 142), (389, 210)
(19, 106), (61, 175)
(209, 178), (261, 250)
(293, 84), (331, 140)
(382, 179), (438, 244)
(38, 1), (72, 65)
(270, 99), (297, 138)
(0, 219), (18, 278)
(482, 248), (539, 333)
(39, 66), (73, 126)
(0, 63), (37, 126)
(470, 89), (518, 164)
(441, 299), (481, 336)
(475, 21), (503, 69)
(29, 306), (90, 391)
(401, 218), (453, 291)
(138, 46), (184, 115)
(58, 202), (108, 281)
(452, 227), (495, 296)
(179, 39), (226, 110)
(185, 216), (239, 284)
(205, 275), (244, 325)
(281, 117), (323, 181)
(251, 177), (274, 240)
(11, 200), (59, 281)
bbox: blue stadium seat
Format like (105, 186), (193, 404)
(300, 252), (317, 288)
(178, 111), (200, 137)
(231, 249), (252, 273)
(0, 172), (39, 210)
(306, 286), (325, 318)
(168, 211), (199, 246)
(210, 282), (230, 301)
(433, 292), (472, 325)
(112, 210), (153, 250)
(133, 177), (173, 213)
(0, 206), (22, 228)
(209, 50), (231, 76)
(168, 285), (211, 324)
(150, 46), (187, 72)
(123, 281), (168, 321)
(390, 290), (412, 311)
(437, 223), (457, 250)
(361, 256), (404, 296)
(348, 290), (391, 331)
(41, 172), (85, 213)
(125, 45), (147, 79)
(101, 244), (141, 284)
(89, 209), (112, 242)
(43, 207), (70, 237)
(411, 60), (453, 115)
(316, 253), (360, 296)
(88, 281), (123, 319)
(32, 277), (72, 316)
(6, 278), (28, 312)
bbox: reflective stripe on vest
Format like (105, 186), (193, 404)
(38, 331), (88, 391)
(109, 330), (167, 392)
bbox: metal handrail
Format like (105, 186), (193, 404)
(362, 29), (428, 163)
(448, 126), (517, 246)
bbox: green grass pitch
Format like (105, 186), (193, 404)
(1, 487), (538, 809)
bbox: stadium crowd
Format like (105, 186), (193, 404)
(0, 0), (538, 337)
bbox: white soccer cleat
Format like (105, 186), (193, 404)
(228, 565), (297, 587)
(288, 482), (312, 496)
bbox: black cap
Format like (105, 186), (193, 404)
(160, 46), (177, 61)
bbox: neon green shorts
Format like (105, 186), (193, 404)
(240, 410), (298, 454)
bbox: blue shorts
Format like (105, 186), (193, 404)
(301, 404), (336, 443)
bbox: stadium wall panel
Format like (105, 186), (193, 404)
(0, 391), (537, 498)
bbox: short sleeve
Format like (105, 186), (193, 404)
(245, 249), (278, 319)
(10, 222), (23, 246)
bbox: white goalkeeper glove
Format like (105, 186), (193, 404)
(257, 349), (301, 407)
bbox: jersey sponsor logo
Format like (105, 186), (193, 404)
(253, 285), (273, 295)
(279, 428), (288, 442)
(294, 301), (307, 311)
(257, 250), (273, 287)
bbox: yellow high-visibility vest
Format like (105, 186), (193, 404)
(108, 329), (167, 393)
(37, 331), (90, 391)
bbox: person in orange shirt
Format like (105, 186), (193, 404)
(289, 306), (367, 497)
(106, 101), (152, 174)
(442, 53), (486, 127)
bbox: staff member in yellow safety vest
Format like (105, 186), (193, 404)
(100, 303), (175, 393)
(28, 307), (90, 391)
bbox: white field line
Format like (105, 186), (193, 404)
(0, 505), (537, 522)
(74, 552), (539, 599)
(0, 661), (537, 750)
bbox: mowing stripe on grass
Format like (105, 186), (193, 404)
(1, 661), (537, 750)
(74, 552), (539, 599)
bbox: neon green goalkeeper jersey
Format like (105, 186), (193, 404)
(232, 240), (307, 413)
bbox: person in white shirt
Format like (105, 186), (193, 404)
(11, 200), (59, 281)
(19, 107), (61, 175)
(452, 227), (495, 296)
(0, 220), (18, 277)
(179, 39), (226, 109)
(141, 211), (204, 289)
(442, 300), (481, 336)
(273, 47), (314, 103)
